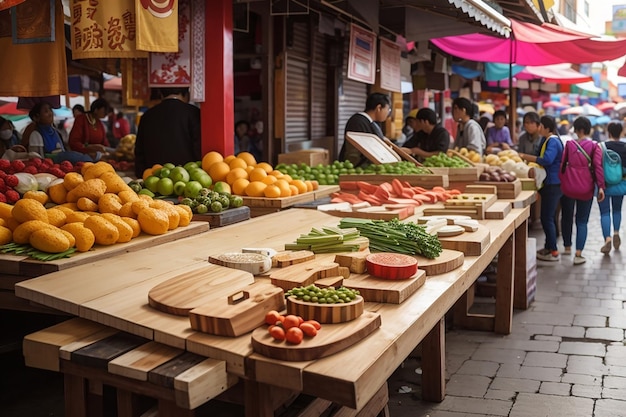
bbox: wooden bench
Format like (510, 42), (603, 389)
(23, 318), (236, 417)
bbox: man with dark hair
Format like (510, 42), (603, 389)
(339, 92), (391, 167)
(401, 108), (450, 161)
(134, 87), (201, 178)
(517, 111), (541, 155)
(453, 97), (486, 155)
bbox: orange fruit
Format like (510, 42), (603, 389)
(263, 184), (281, 198)
(289, 184), (299, 196)
(249, 167), (268, 182)
(255, 162), (273, 173)
(270, 170), (284, 178)
(228, 157), (247, 170)
(245, 181), (267, 197)
(223, 155), (236, 164)
(262, 175), (277, 185)
(281, 174), (293, 183)
(201, 151), (224, 172)
(237, 151), (256, 166)
(274, 179), (291, 197)
(208, 161), (230, 182)
(142, 168), (153, 181)
(245, 165), (255, 174)
(304, 180), (314, 192)
(310, 180), (319, 190)
(291, 180), (308, 195)
(226, 167), (248, 185)
(232, 178), (250, 195)
(151, 163), (163, 171)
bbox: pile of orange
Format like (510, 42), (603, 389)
(200, 151), (319, 198)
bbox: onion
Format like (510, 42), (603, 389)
(33, 173), (59, 192)
(14, 172), (39, 195)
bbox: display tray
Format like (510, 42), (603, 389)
(191, 206), (250, 227)
(473, 178), (522, 199)
(242, 185), (339, 208)
(0, 222), (209, 277)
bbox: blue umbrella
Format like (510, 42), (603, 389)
(53, 106), (73, 119)
(591, 115), (611, 126)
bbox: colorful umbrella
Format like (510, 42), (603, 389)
(543, 101), (569, 109)
(560, 104), (603, 117)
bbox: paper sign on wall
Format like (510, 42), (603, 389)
(347, 23), (376, 85)
(379, 38), (401, 92)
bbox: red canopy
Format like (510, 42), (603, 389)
(518, 65), (592, 84)
(0, 102), (28, 116)
(431, 19), (626, 65)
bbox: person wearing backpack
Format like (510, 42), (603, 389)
(598, 122), (626, 253)
(559, 116), (606, 265)
(518, 116), (564, 262)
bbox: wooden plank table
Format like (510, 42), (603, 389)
(15, 208), (528, 415)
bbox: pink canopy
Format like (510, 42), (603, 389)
(517, 65), (592, 84)
(431, 19), (626, 65)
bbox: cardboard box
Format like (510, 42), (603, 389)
(277, 149), (329, 167)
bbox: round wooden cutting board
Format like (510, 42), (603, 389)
(286, 295), (364, 323)
(414, 249), (464, 276)
(251, 311), (381, 362)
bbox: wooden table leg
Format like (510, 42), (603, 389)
(495, 233), (514, 335)
(513, 219), (529, 309)
(64, 374), (88, 417)
(244, 380), (296, 417)
(421, 318), (445, 402)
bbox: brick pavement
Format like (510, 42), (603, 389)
(387, 203), (626, 417)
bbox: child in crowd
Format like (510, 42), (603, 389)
(485, 110), (514, 154)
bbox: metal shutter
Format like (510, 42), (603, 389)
(337, 34), (367, 153)
(285, 21), (310, 144)
(311, 27), (327, 141)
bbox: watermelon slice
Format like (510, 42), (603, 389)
(365, 253), (418, 280)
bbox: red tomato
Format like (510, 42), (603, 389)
(283, 315), (301, 330)
(303, 319), (321, 330)
(269, 325), (286, 341)
(285, 327), (304, 344)
(265, 310), (284, 326)
(299, 322), (317, 337)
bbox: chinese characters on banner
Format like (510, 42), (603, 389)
(347, 23), (377, 85)
(71, 0), (147, 59)
(379, 38), (401, 93)
(149, 0), (190, 86)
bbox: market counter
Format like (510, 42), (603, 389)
(16, 207), (529, 414)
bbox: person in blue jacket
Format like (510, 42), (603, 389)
(518, 115), (564, 262)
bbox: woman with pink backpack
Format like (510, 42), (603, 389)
(559, 116), (606, 265)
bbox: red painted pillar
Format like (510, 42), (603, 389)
(202, 0), (234, 156)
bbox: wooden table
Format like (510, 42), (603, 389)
(15, 207), (529, 415)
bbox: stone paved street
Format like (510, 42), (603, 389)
(387, 203), (626, 417)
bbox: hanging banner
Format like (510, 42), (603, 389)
(0, 0), (26, 12)
(149, 0), (190, 87)
(12, 0), (54, 44)
(0, 0), (66, 96)
(71, 0), (147, 59)
(136, 0), (178, 52)
(379, 38), (401, 93)
(347, 23), (376, 85)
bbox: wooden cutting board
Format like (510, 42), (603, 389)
(188, 282), (285, 337)
(191, 206), (250, 227)
(342, 269), (426, 304)
(485, 201), (512, 219)
(338, 174), (448, 188)
(444, 193), (497, 209)
(322, 207), (413, 221)
(148, 264), (255, 316)
(269, 260), (342, 291)
(250, 310), (381, 361)
(272, 250), (316, 267)
(437, 228), (490, 256)
(413, 249), (464, 276)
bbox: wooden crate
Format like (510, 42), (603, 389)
(429, 165), (484, 182)
(473, 178), (522, 199)
(338, 173), (448, 188)
(520, 178), (537, 191)
(277, 149), (329, 167)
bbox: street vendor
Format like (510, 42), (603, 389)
(401, 108), (450, 161)
(452, 97), (486, 155)
(68, 98), (113, 160)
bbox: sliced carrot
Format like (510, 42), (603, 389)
(379, 182), (394, 193)
(374, 186), (391, 201)
(412, 186), (427, 193)
(356, 181), (379, 194)
(358, 190), (383, 206)
(391, 179), (405, 197)
(412, 194), (432, 203)
(432, 186), (447, 193)
(447, 189), (462, 195)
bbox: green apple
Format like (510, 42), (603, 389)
(163, 162), (175, 170)
(173, 181), (186, 196)
(159, 167), (171, 179)
(190, 168), (209, 182)
(144, 175), (160, 193)
(197, 173), (213, 188)
(157, 177), (174, 196)
(184, 161), (199, 172)
(169, 166), (190, 183)
(184, 180), (203, 198)
(213, 181), (231, 194)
